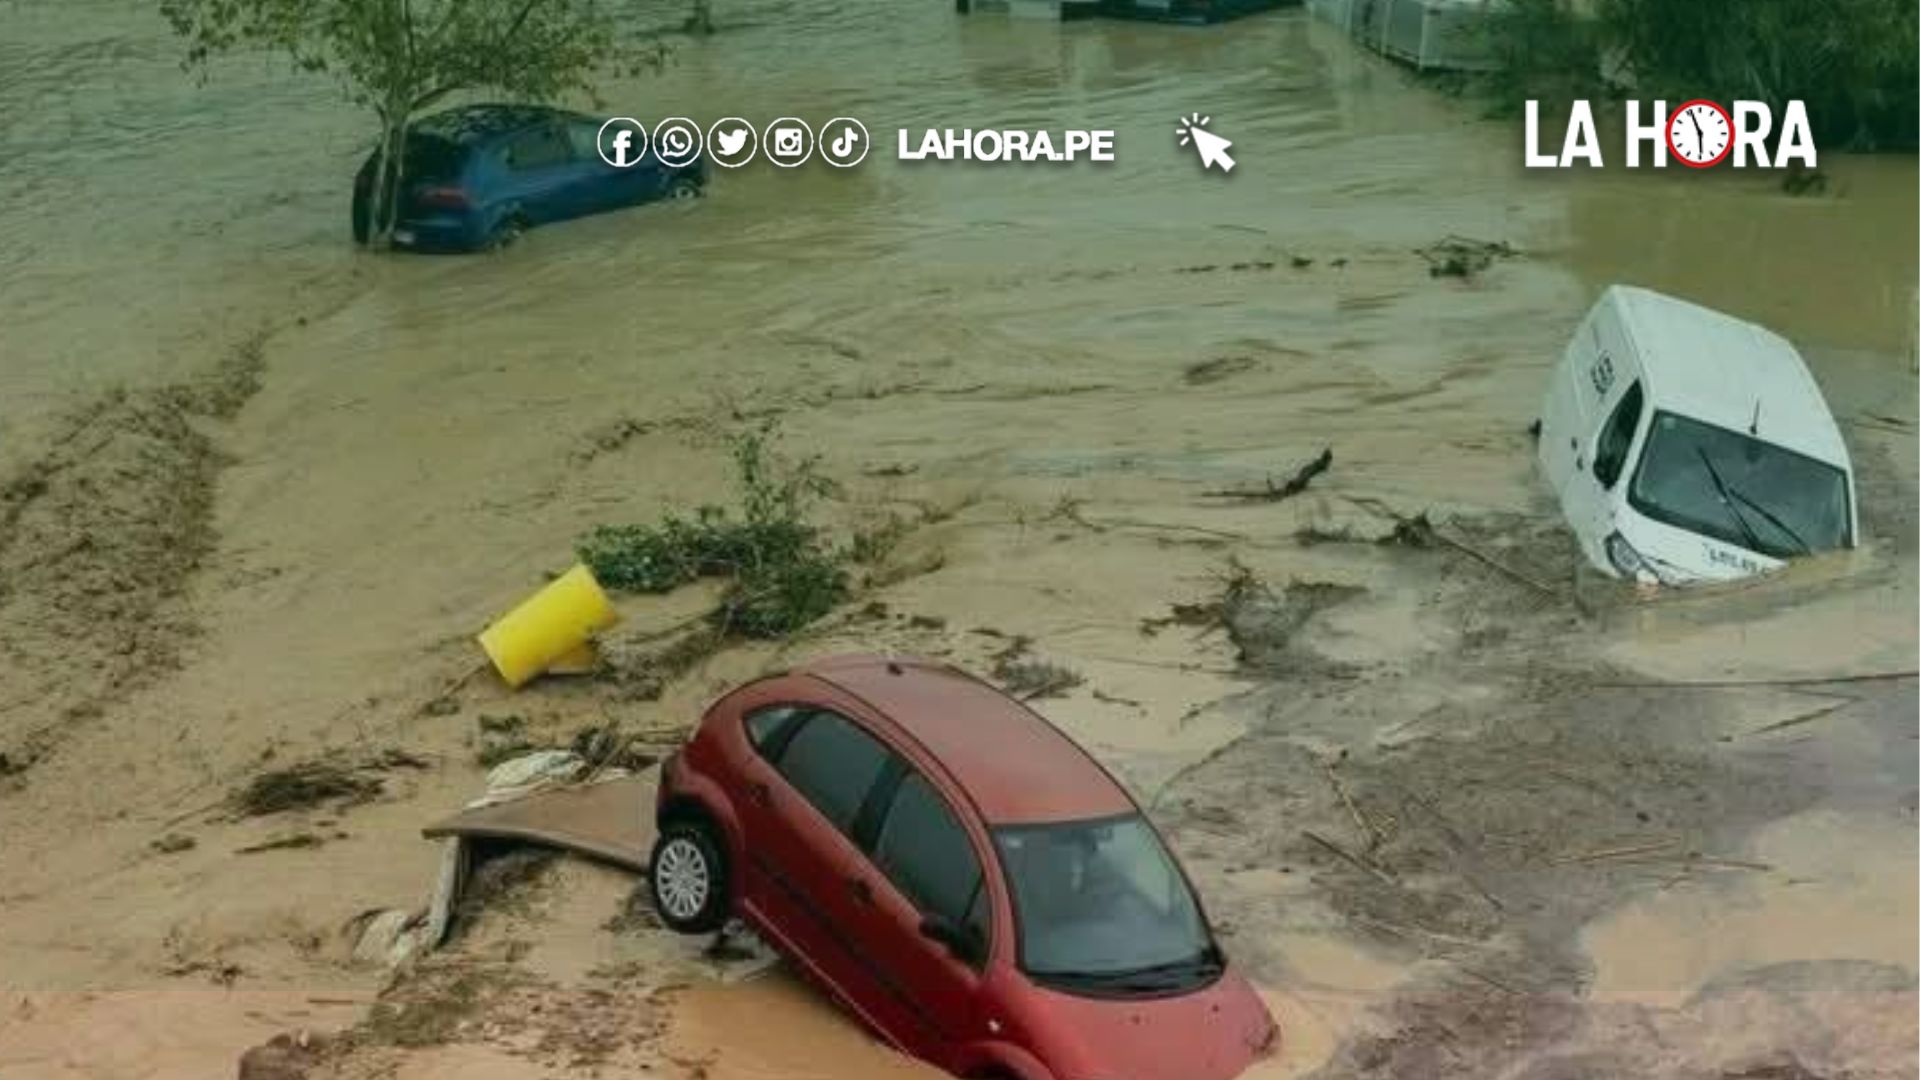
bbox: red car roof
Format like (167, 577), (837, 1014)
(796, 655), (1136, 826)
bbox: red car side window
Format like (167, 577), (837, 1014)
(743, 704), (806, 758)
(872, 771), (990, 964)
(771, 711), (891, 835)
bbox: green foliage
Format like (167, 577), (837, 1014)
(160, 0), (674, 245)
(161, 0), (655, 115)
(1598, 0), (1916, 151)
(578, 424), (851, 639)
(1472, 0), (1917, 150)
(1474, 0), (1611, 117)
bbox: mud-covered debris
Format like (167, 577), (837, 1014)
(485, 750), (585, 793)
(1416, 236), (1517, 279)
(359, 967), (507, 1047)
(1220, 566), (1364, 672)
(454, 846), (560, 927)
(596, 623), (727, 702)
(367, 748), (431, 770)
(605, 882), (662, 934)
(1140, 597), (1226, 636)
(1721, 1057), (1828, 1080)
(236, 1029), (335, 1080)
(236, 832), (328, 855)
(1182, 355), (1260, 386)
(475, 713), (536, 766)
(150, 833), (197, 854)
(1142, 561), (1364, 668)
(420, 695), (461, 717)
(349, 907), (428, 968)
(477, 716), (658, 773)
(704, 929), (763, 964)
(1780, 166), (1828, 197)
(570, 722), (659, 773)
(990, 636), (1084, 700)
(158, 332), (267, 420)
(1202, 448), (1332, 502)
(232, 761), (382, 817)
(1296, 511), (1434, 548)
(571, 415), (656, 464)
(1385, 511), (1438, 547)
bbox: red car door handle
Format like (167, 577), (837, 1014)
(847, 877), (873, 905)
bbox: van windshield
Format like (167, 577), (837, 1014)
(1628, 410), (1852, 559)
(994, 814), (1217, 995)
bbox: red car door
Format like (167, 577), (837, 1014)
(731, 705), (822, 958)
(734, 707), (922, 1048)
(854, 766), (996, 1067)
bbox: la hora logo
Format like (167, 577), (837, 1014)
(1525, 99), (1817, 169)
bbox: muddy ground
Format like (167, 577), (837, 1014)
(1, 1), (1916, 1078)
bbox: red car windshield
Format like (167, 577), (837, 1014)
(994, 814), (1216, 992)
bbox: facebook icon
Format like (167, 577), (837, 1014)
(597, 117), (648, 168)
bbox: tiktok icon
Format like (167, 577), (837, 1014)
(819, 118), (871, 168)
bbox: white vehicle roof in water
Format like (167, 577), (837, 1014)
(1608, 285), (1850, 469)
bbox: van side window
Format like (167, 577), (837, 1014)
(871, 771), (987, 961)
(772, 711), (891, 835)
(1592, 381), (1644, 490)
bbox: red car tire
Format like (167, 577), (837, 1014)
(649, 817), (731, 934)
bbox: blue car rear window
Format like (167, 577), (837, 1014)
(400, 135), (465, 182)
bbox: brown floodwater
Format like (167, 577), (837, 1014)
(9, 0), (1908, 454)
(0, 3), (1913, 1079)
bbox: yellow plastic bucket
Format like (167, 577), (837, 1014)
(478, 564), (620, 689)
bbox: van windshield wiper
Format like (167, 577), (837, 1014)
(1695, 447), (1766, 554)
(1724, 486), (1812, 556)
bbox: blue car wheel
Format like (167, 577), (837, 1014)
(484, 213), (527, 251)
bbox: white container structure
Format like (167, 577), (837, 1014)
(1308, 0), (1500, 71)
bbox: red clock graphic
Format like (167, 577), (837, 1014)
(1666, 99), (1733, 168)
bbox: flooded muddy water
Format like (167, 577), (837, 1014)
(666, 973), (946, 1079)
(0, 1), (1913, 1079)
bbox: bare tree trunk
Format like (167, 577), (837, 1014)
(386, 114), (412, 245)
(367, 108), (411, 251)
(364, 114), (397, 250)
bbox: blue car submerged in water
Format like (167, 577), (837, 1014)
(352, 104), (705, 252)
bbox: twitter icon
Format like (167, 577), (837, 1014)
(707, 118), (757, 167)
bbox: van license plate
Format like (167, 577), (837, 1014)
(392, 229), (415, 245)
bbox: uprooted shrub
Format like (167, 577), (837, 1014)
(577, 423), (852, 638)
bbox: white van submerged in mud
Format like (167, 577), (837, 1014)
(1538, 286), (1858, 585)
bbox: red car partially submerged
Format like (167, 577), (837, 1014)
(650, 654), (1277, 1080)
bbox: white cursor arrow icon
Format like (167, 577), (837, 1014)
(1176, 112), (1235, 173)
